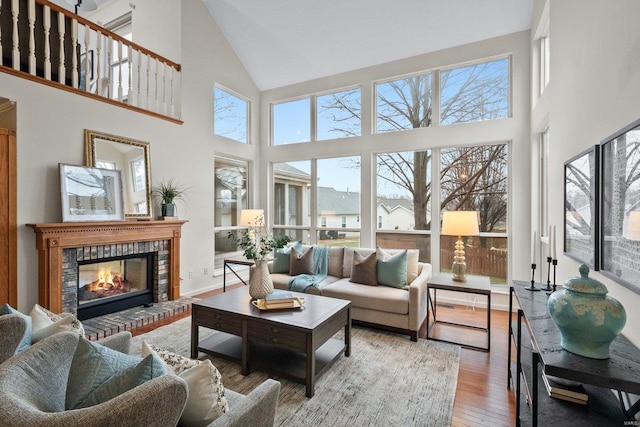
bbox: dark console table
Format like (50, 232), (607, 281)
(508, 281), (640, 426)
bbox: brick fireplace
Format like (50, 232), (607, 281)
(28, 221), (187, 315)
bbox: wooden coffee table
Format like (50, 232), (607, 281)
(191, 287), (351, 397)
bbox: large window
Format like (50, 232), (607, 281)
(214, 157), (248, 269)
(439, 144), (508, 283)
(375, 73), (432, 133)
(214, 86), (249, 143)
(440, 58), (510, 125)
(376, 150), (432, 262)
(272, 89), (361, 145)
(272, 157), (361, 247)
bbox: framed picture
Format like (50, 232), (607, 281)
(564, 146), (599, 269)
(599, 118), (640, 294)
(59, 163), (124, 222)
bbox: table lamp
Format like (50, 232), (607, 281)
(240, 209), (264, 227)
(441, 211), (480, 282)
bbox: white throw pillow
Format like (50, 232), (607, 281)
(142, 341), (229, 426)
(30, 304), (85, 343)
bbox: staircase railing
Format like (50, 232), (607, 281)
(0, 0), (182, 123)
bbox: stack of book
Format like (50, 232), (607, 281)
(541, 373), (589, 405)
(264, 290), (300, 309)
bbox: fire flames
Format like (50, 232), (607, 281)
(85, 269), (128, 293)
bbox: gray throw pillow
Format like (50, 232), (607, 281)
(290, 246), (315, 276)
(377, 249), (408, 289)
(349, 251), (378, 286)
(272, 241), (303, 274)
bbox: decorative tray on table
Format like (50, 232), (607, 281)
(251, 296), (306, 311)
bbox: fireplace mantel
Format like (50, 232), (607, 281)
(28, 220), (187, 313)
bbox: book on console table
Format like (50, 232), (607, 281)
(541, 372), (588, 405)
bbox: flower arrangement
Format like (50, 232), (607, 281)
(228, 212), (290, 261)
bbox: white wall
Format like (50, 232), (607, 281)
(259, 31), (532, 295)
(1, 0), (259, 312)
(532, 0), (640, 346)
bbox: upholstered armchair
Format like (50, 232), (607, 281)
(0, 332), (188, 427)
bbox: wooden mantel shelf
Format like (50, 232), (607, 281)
(27, 220), (187, 313)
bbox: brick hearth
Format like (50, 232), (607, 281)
(83, 296), (194, 340)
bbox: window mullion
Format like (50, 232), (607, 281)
(431, 148), (442, 273)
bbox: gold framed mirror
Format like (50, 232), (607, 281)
(84, 130), (152, 220)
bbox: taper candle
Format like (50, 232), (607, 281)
(531, 231), (537, 264)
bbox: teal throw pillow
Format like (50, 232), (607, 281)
(66, 337), (146, 409)
(75, 353), (167, 409)
(0, 303), (32, 352)
(377, 250), (408, 289)
(272, 241), (302, 274)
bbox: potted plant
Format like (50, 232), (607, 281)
(228, 212), (290, 299)
(153, 179), (188, 218)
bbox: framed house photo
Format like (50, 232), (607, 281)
(59, 163), (124, 222)
(564, 146), (599, 269)
(599, 118), (640, 294)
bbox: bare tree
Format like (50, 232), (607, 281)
(214, 88), (247, 142)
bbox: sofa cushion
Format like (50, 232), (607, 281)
(76, 353), (167, 409)
(66, 337), (143, 409)
(377, 247), (420, 283)
(30, 304), (85, 343)
(290, 246), (315, 275)
(142, 341), (229, 425)
(342, 248), (375, 278)
(328, 247), (345, 277)
(377, 249), (408, 289)
(0, 304), (32, 352)
(323, 279), (409, 315)
(272, 241), (303, 274)
(349, 251), (378, 286)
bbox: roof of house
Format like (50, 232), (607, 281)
(317, 187), (360, 215)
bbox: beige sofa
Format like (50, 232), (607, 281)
(270, 247), (432, 341)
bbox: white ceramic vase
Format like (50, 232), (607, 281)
(249, 259), (274, 300)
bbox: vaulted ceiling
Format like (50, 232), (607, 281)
(203, 0), (534, 90)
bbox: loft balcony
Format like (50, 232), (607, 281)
(0, 0), (182, 123)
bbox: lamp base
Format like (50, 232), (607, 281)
(452, 261), (467, 282)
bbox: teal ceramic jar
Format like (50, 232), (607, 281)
(548, 264), (626, 359)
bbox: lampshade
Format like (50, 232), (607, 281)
(627, 211), (640, 241)
(240, 209), (264, 226)
(441, 211), (480, 237)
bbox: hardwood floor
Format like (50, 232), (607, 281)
(132, 286), (516, 426)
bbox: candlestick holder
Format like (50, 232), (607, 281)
(525, 263), (540, 291)
(546, 259), (558, 295)
(544, 256), (553, 292)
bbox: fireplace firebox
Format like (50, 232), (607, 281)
(77, 253), (154, 320)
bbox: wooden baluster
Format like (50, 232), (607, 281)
(43, 5), (51, 80)
(145, 54), (150, 109)
(168, 66), (174, 118)
(71, 18), (78, 88)
(127, 43), (133, 103)
(84, 24), (90, 91)
(154, 58), (159, 112)
(117, 39), (123, 101)
(136, 49), (141, 108)
(106, 35), (112, 98)
(161, 61), (167, 115)
(28, 0), (35, 74)
(11, 0), (19, 70)
(57, 11), (65, 83)
(96, 31), (102, 96)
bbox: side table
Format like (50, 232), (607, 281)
(222, 259), (254, 292)
(426, 273), (491, 351)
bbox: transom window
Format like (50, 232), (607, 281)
(375, 73), (433, 133)
(214, 86), (249, 143)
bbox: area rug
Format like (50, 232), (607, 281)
(131, 317), (460, 427)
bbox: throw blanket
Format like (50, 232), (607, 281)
(288, 245), (329, 293)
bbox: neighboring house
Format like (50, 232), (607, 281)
(377, 197), (416, 230)
(317, 187), (360, 236)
